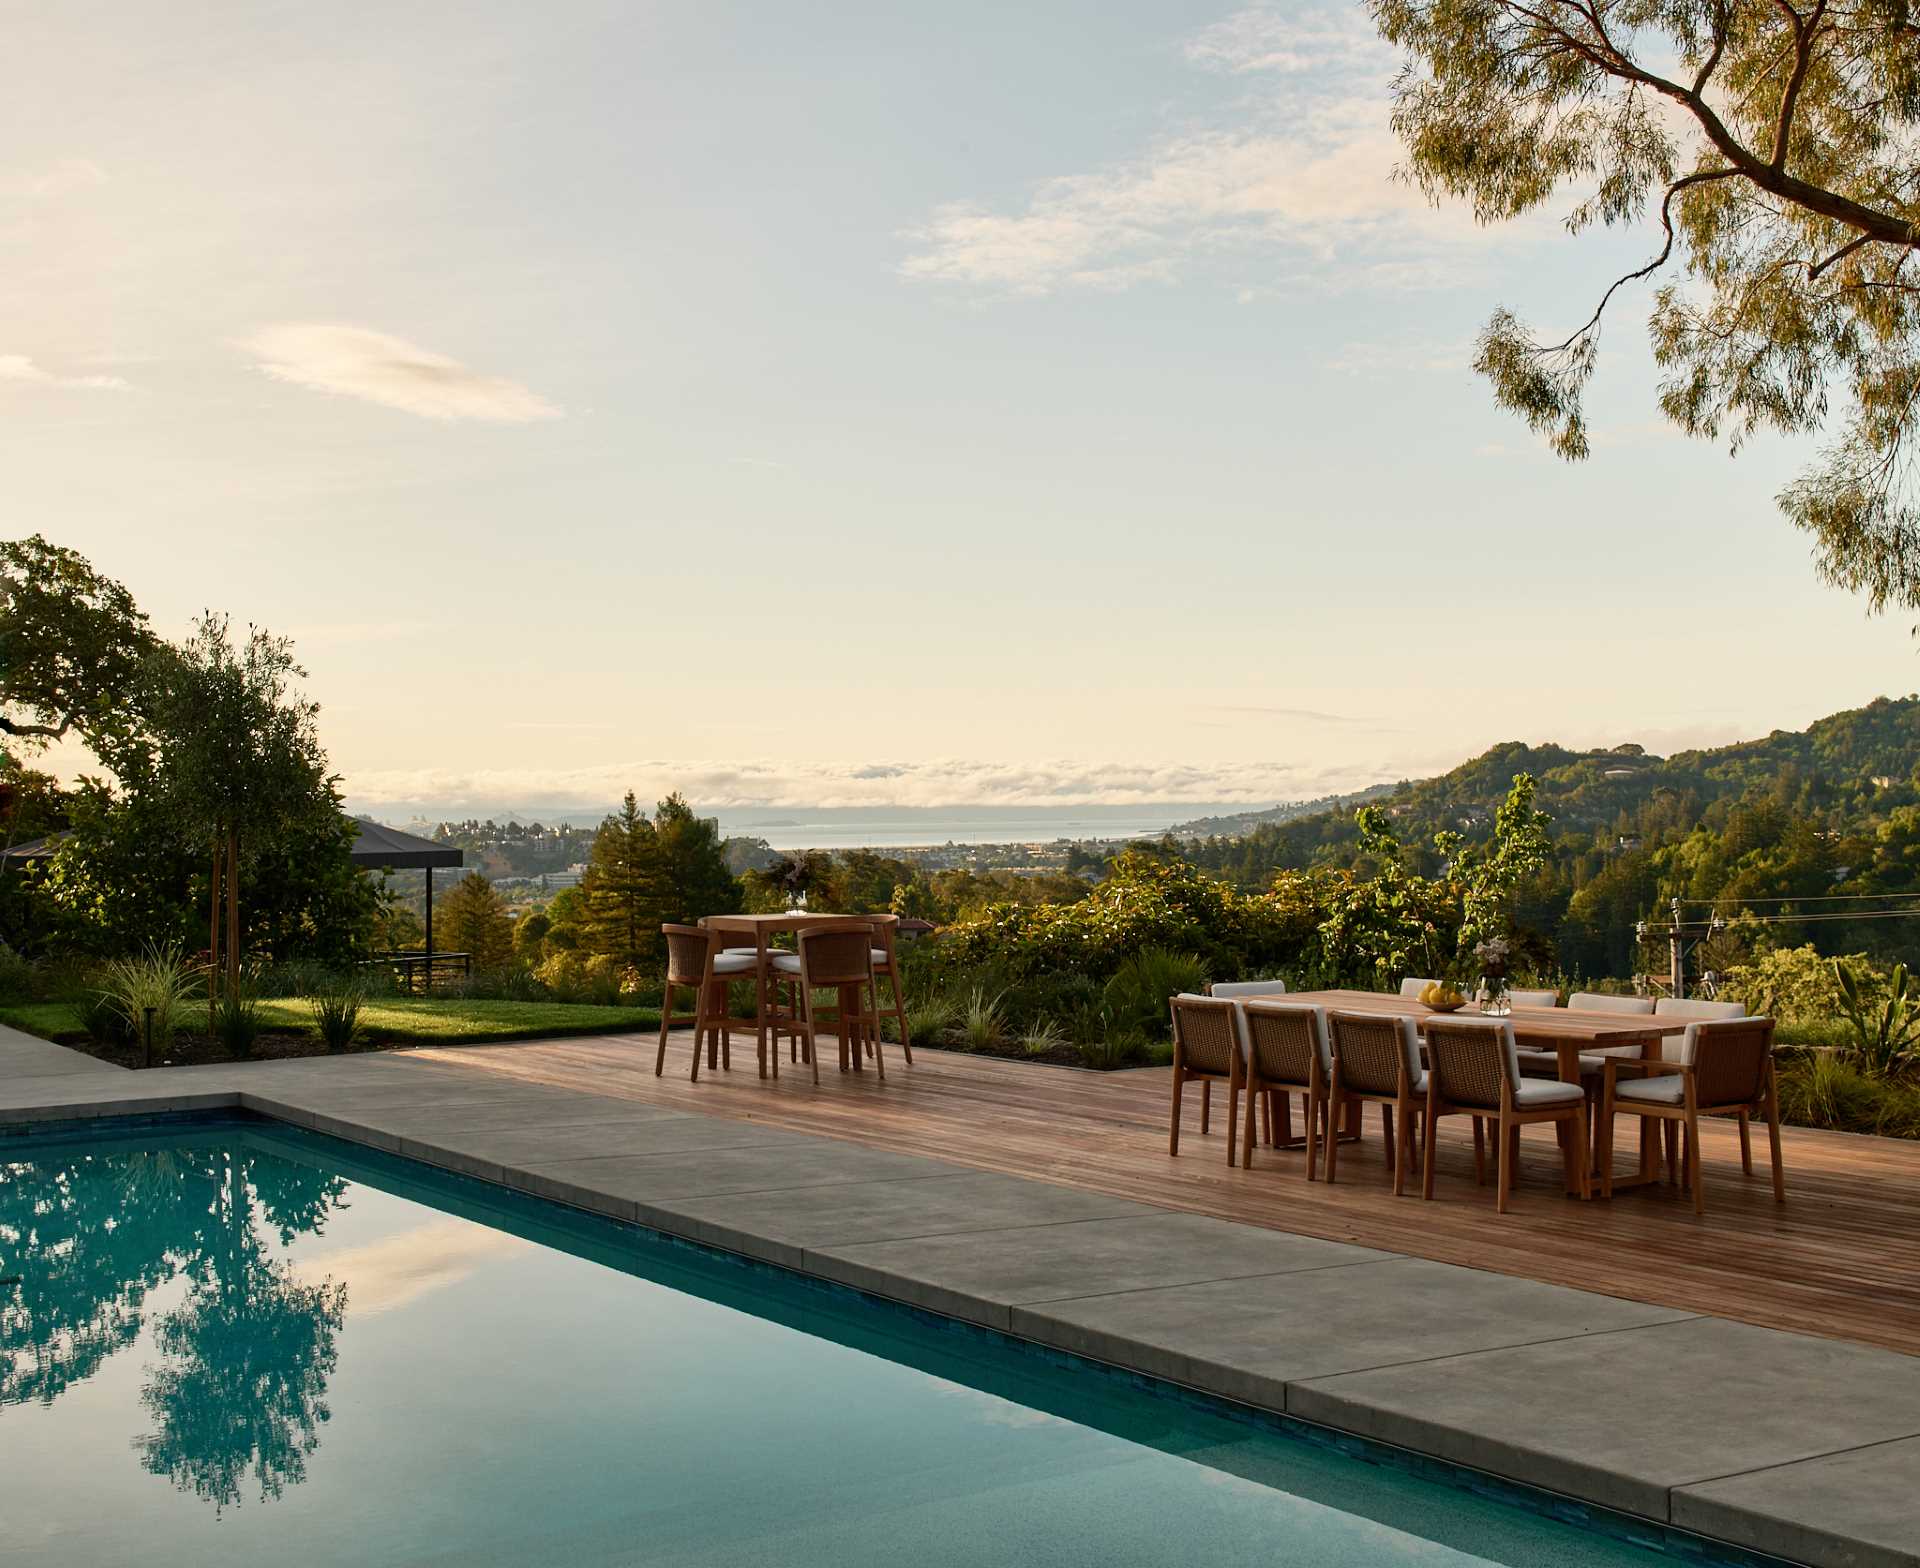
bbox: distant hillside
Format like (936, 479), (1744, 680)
(1170, 783), (1398, 838)
(1179, 695), (1920, 975)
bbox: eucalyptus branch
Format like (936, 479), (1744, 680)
(1546, 170), (1742, 353)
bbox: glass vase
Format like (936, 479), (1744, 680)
(1476, 975), (1511, 1016)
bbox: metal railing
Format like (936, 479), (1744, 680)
(363, 950), (473, 996)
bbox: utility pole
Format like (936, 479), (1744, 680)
(1669, 898), (1686, 1000)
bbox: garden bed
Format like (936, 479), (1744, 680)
(0, 997), (661, 1068)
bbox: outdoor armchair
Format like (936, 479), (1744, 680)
(1598, 1017), (1784, 1214)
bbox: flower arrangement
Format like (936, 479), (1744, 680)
(1473, 937), (1512, 1015)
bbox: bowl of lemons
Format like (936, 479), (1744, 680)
(1419, 980), (1467, 1013)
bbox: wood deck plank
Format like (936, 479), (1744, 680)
(406, 1034), (1920, 1357)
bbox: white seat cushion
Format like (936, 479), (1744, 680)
(1511, 1078), (1584, 1107)
(1616, 1074), (1687, 1105)
(1508, 989), (1560, 1009)
(1516, 1048), (1597, 1076)
(1569, 991), (1655, 1015)
(870, 947), (890, 966)
(769, 952), (803, 975)
(710, 952), (760, 977)
(1654, 997), (1744, 1021)
(1211, 979), (1289, 1000)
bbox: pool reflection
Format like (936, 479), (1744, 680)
(1, 1137), (350, 1511)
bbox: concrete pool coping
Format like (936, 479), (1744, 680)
(2, 1027), (1914, 1568)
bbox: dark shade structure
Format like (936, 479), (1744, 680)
(348, 818), (463, 956)
(347, 819), (463, 872)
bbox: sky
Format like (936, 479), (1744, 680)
(5, 0), (1915, 819)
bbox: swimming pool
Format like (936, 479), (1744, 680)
(0, 1117), (1771, 1566)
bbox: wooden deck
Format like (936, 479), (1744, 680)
(413, 1033), (1920, 1359)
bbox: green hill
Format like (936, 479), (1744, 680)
(1178, 695), (1920, 978)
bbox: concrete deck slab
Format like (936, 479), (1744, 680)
(661, 1169), (1156, 1276)
(1672, 1435), (1920, 1568)
(805, 1211), (1393, 1329)
(519, 1137), (965, 1206)
(1290, 1315), (1920, 1523)
(1011, 1256), (1698, 1409)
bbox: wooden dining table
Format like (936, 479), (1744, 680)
(1280, 990), (1688, 1188)
(695, 911), (878, 1075)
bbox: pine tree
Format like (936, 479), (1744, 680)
(652, 792), (741, 924)
(582, 793), (661, 967)
(435, 873), (514, 970)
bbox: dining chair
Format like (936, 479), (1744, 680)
(1209, 981), (1289, 1144)
(770, 922), (883, 1084)
(1569, 991), (1655, 1015)
(1168, 993), (1241, 1163)
(864, 913), (914, 1065)
(1238, 1001), (1331, 1175)
(1422, 1015), (1590, 1212)
(656, 925), (768, 1081)
(1599, 1017), (1783, 1213)
(1398, 977), (1442, 999)
(1508, 988), (1560, 1008)
(1325, 1011), (1427, 1195)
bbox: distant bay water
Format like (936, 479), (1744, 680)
(366, 801), (1260, 850)
(708, 804), (1254, 850)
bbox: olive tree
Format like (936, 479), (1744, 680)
(1372, 0), (1920, 616)
(152, 616), (335, 995)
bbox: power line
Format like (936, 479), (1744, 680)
(1676, 891), (1920, 905)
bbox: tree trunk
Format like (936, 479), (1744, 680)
(208, 839), (224, 1000)
(226, 826), (241, 997)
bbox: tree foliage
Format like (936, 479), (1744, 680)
(434, 872), (515, 970)
(1372, 0), (1920, 614)
(0, 534), (158, 773)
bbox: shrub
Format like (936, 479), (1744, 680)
(903, 990), (958, 1046)
(210, 966), (264, 1059)
(1102, 947), (1209, 1040)
(0, 942), (34, 1002)
(256, 958), (340, 999)
(934, 852), (1320, 989)
(1776, 1052), (1920, 1139)
(96, 943), (201, 1048)
(957, 986), (1006, 1051)
(306, 974), (364, 1052)
(533, 951), (626, 1006)
(78, 987), (134, 1046)
(1019, 1015), (1070, 1057)
(1833, 961), (1920, 1077)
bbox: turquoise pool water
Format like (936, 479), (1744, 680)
(1, 1119), (1735, 1566)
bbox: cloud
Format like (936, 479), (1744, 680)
(242, 322), (561, 423)
(1184, 6), (1391, 74)
(1324, 337), (1471, 376)
(0, 158), (107, 199)
(0, 354), (131, 391)
(900, 7), (1512, 298)
(340, 756), (1402, 814)
(296, 1219), (528, 1317)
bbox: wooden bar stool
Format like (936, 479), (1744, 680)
(864, 913), (913, 1064)
(655, 925), (768, 1080)
(769, 923), (883, 1084)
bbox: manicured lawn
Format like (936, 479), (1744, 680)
(0, 996), (660, 1054)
